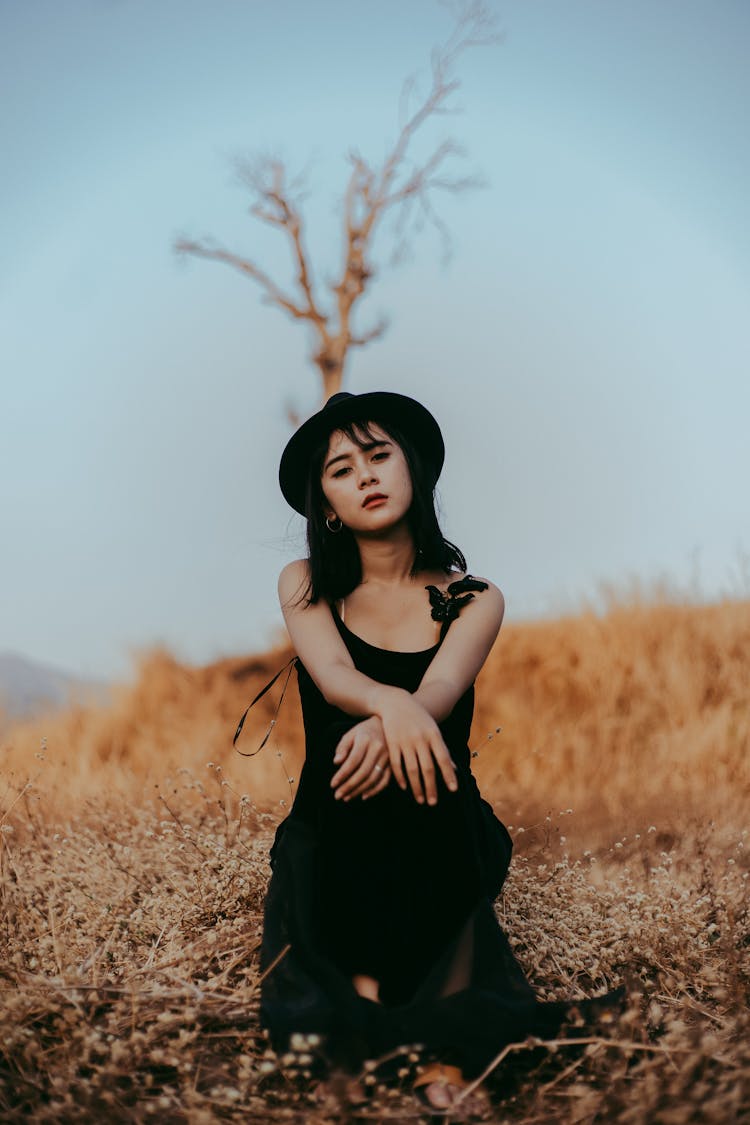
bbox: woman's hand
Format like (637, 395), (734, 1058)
(375, 688), (458, 806)
(330, 717), (392, 802)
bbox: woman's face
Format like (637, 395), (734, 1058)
(320, 423), (413, 534)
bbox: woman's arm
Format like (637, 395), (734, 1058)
(413, 580), (505, 722)
(278, 559), (457, 803)
(278, 559), (394, 717)
(328, 580), (504, 803)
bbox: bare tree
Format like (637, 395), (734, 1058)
(175, 2), (500, 412)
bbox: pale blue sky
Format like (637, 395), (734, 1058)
(2, 0), (748, 682)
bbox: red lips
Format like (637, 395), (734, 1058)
(362, 493), (387, 508)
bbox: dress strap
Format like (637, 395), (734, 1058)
(424, 574), (489, 640)
(233, 656), (298, 756)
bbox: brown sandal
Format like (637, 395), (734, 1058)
(413, 1063), (472, 1109)
(413, 1062), (490, 1116)
(414, 1063), (466, 1089)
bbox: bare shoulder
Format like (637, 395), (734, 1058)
(278, 558), (311, 608)
(459, 573), (505, 624)
(481, 579), (505, 622)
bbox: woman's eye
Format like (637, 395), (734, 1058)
(333, 467), (351, 478)
(372, 451), (389, 462)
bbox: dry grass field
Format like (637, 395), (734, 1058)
(1, 594), (748, 1122)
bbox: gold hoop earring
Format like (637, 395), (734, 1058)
(326, 515), (343, 533)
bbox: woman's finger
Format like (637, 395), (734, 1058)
(430, 735), (459, 793)
(402, 748), (427, 804)
(332, 728), (355, 765)
(336, 745), (383, 799)
(415, 743), (438, 805)
(386, 745), (408, 792)
(361, 765), (391, 801)
(331, 746), (364, 788)
(347, 756), (390, 799)
(330, 742), (366, 789)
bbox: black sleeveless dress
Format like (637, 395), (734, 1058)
(258, 594), (617, 1080)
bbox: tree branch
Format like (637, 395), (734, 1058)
(336, 0), (498, 272)
(235, 157), (326, 331)
(349, 316), (389, 348)
(174, 0), (501, 407)
(174, 238), (307, 320)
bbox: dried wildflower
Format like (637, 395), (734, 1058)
(1, 599), (748, 1122)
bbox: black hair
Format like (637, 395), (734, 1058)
(299, 416), (466, 605)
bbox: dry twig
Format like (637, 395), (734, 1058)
(175, 2), (500, 407)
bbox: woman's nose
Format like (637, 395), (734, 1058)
(358, 463), (377, 486)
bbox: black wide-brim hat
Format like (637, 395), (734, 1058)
(279, 391), (445, 515)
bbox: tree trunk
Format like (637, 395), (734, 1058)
(315, 347), (345, 405)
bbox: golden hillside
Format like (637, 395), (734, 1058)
(2, 597), (747, 838)
(2, 596), (748, 1121)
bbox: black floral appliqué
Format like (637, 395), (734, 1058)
(425, 574), (489, 639)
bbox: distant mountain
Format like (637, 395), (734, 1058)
(0, 651), (112, 728)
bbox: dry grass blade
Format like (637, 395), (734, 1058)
(0, 595), (748, 1121)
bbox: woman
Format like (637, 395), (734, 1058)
(249, 390), (621, 1111)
